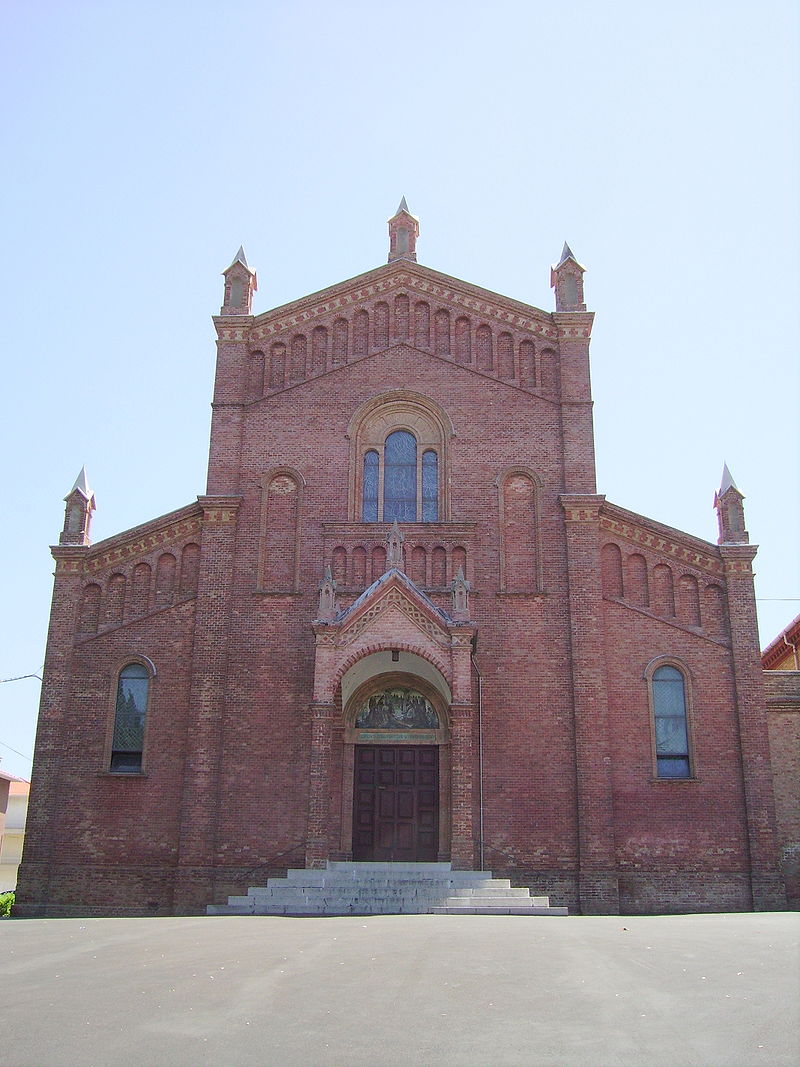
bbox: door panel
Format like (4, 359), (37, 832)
(353, 745), (439, 861)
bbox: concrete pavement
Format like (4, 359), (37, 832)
(2, 912), (798, 1066)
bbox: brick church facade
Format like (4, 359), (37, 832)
(17, 203), (787, 916)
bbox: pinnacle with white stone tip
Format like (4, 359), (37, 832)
(69, 465), (93, 502)
(719, 463), (738, 495)
(230, 245), (249, 269)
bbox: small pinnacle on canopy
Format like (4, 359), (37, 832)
(397, 196), (410, 214)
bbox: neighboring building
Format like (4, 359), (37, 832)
(0, 773), (29, 892)
(762, 615), (800, 908)
(16, 204), (787, 916)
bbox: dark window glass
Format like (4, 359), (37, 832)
(111, 663), (149, 773)
(653, 665), (690, 778)
(384, 431), (417, 522)
(422, 450), (438, 521)
(362, 450), (379, 522)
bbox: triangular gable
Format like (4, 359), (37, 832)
(246, 260), (558, 343)
(334, 568), (452, 648)
(219, 259), (568, 400)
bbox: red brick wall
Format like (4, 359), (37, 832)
(16, 264), (786, 916)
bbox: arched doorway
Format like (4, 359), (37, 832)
(340, 661), (451, 862)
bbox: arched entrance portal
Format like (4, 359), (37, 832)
(340, 657), (451, 863)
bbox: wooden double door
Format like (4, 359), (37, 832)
(352, 745), (439, 862)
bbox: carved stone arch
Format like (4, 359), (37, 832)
(258, 465), (305, 591)
(497, 466), (543, 593)
(347, 390), (454, 521)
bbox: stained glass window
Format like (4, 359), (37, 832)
(384, 431), (417, 522)
(653, 665), (690, 778)
(111, 663), (149, 773)
(362, 450), (379, 522)
(422, 450), (438, 521)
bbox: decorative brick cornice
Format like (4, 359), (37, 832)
(197, 495), (242, 525)
(551, 311), (595, 340)
(560, 494), (605, 522)
(718, 543), (757, 576)
(51, 546), (90, 575)
(212, 319), (252, 342)
(229, 261), (559, 343)
(52, 503), (205, 577)
(600, 503), (725, 577)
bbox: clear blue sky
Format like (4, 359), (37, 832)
(1, 1), (798, 780)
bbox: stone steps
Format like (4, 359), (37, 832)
(207, 861), (568, 917)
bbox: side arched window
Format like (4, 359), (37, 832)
(651, 665), (691, 779)
(110, 663), (150, 773)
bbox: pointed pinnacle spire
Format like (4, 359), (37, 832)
(719, 462), (738, 495)
(230, 245), (249, 269)
(397, 196), (410, 215)
(558, 242), (574, 266)
(69, 466), (93, 502)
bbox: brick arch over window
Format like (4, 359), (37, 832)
(347, 391), (454, 522)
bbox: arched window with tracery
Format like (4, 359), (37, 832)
(349, 392), (451, 523)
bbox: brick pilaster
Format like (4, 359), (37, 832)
(305, 701), (336, 867)
(561, 494), (619, 914)
(15, 546), (87, 916)
(174, 496), (241, 912)
(720, 544), (786, 909)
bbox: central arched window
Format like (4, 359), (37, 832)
(384, 431), (417, 521)
(349, 391), (451, 523)
(361, 431), (439, 522)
